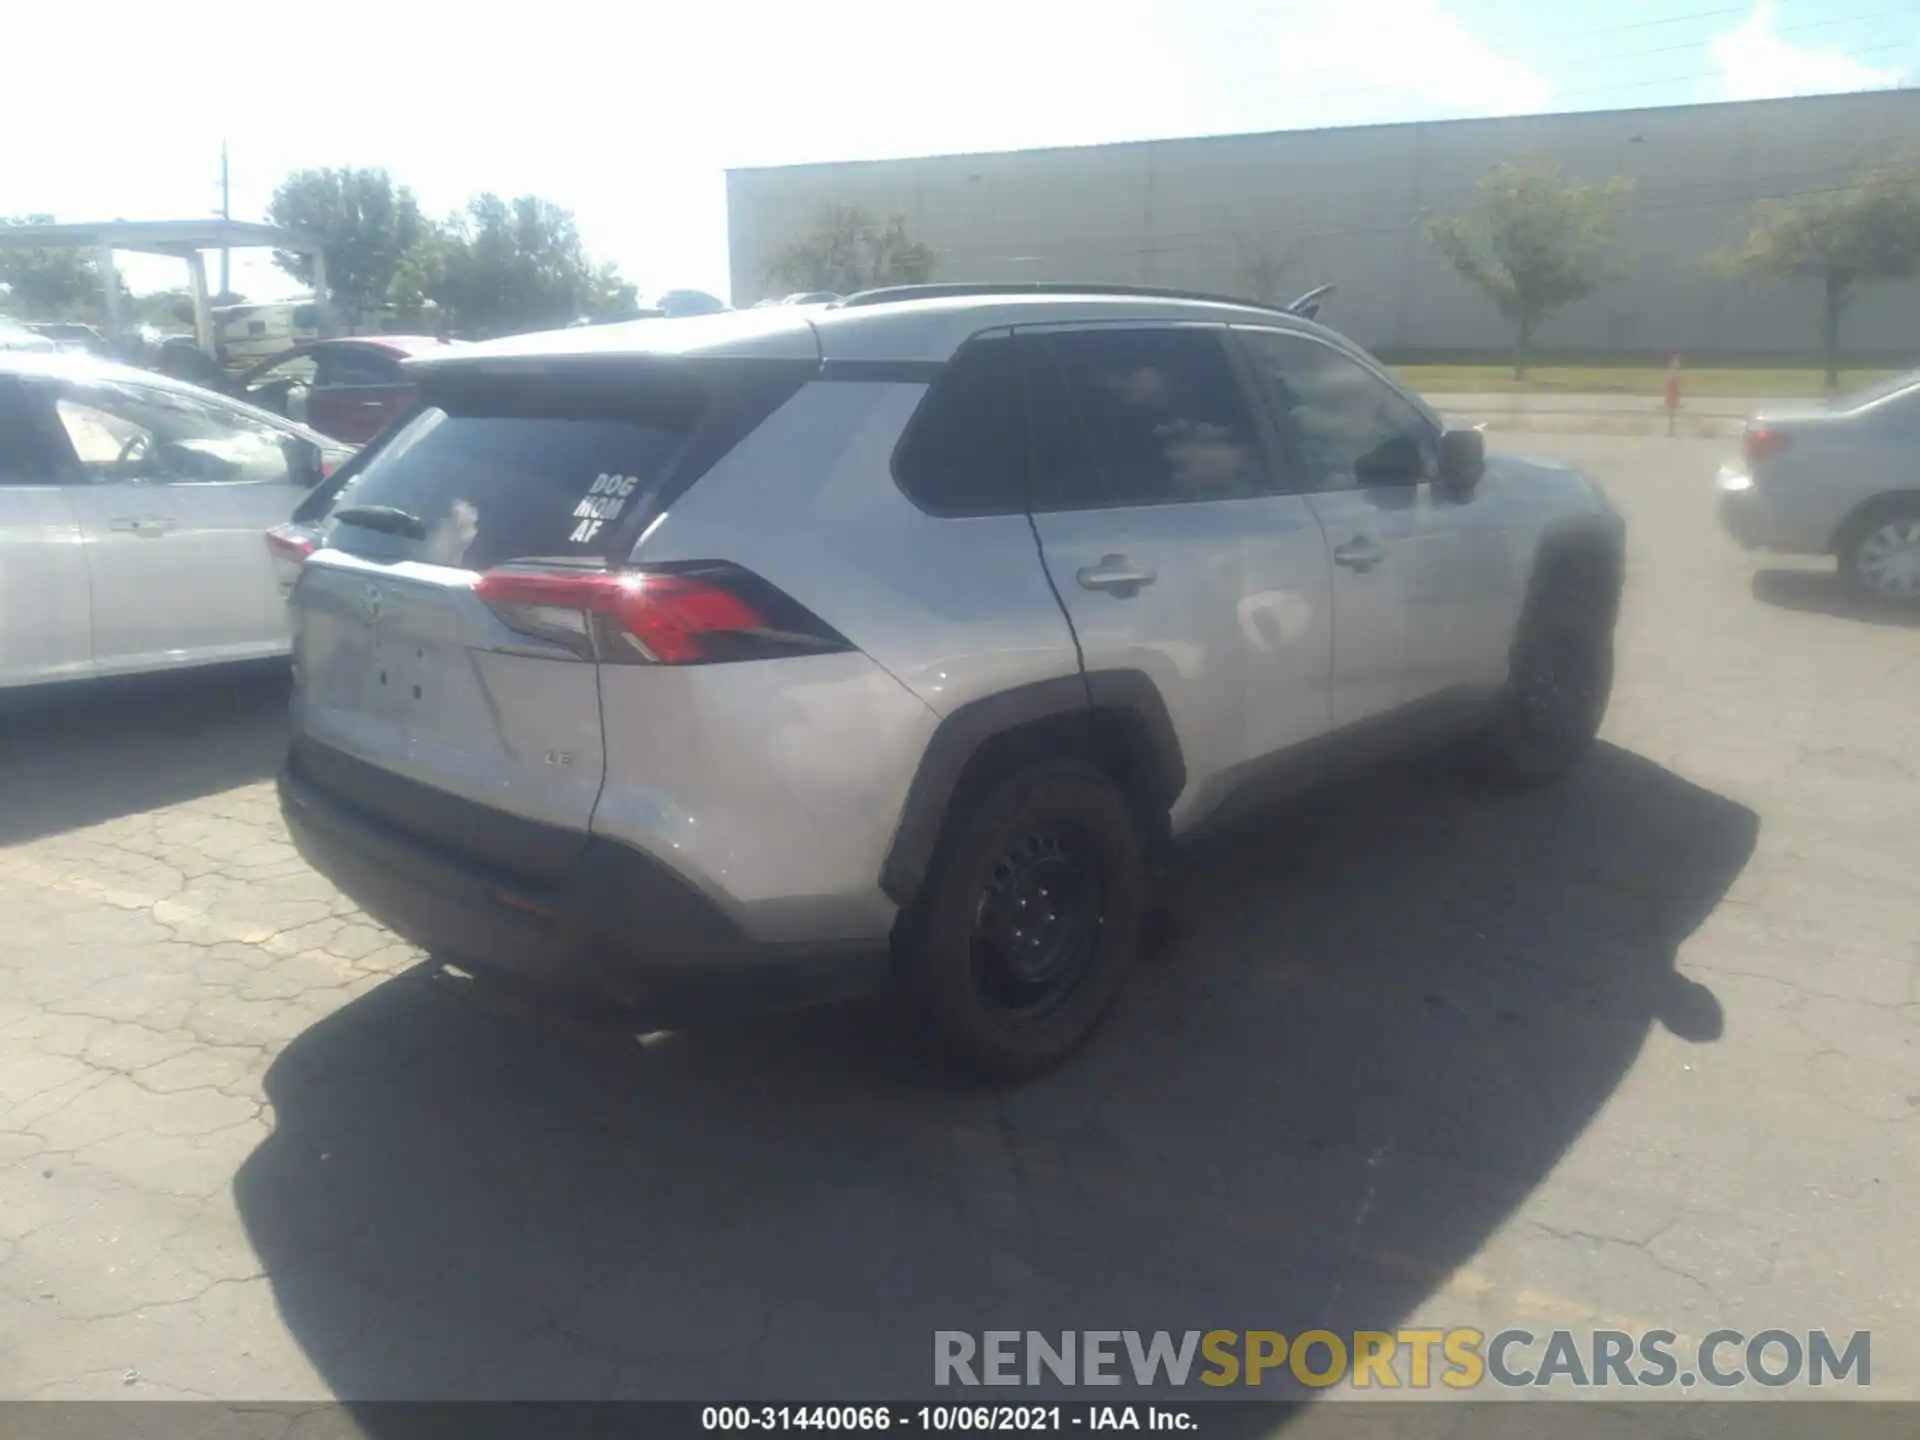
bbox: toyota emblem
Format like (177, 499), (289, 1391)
(361, 583), (384, 622)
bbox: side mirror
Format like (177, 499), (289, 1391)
(286, 440), (330, 488)
(1438, 427), (1485, 498)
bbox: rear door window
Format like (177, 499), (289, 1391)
(1025, 326), (1268, 509)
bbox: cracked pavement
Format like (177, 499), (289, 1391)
(0, 434), (1914, 1408)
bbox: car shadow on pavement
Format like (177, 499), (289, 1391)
(234, 742), (1755, 1423)
(0, 664), (291, 845)
(1751, 568), (1920, 628)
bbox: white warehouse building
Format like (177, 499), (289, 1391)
(726, 90), (1920, 362)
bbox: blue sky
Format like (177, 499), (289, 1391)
(3, 0), (1914, 303)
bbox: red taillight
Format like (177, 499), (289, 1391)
(265, 524), (317, 564)
(472, 565), (846, 665)
(1744, 426), (1789, 465)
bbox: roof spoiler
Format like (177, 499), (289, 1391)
(1287, 284), (1334, 319)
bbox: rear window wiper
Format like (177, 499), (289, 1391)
(332, 504), (427, 540)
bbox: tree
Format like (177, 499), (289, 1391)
(768, 206), (934, 296)
(417, 194), (632, 337)
(132, 289), (197, 329)
(265, 168), (424, 324)
(1233, 228), (1305, 307)
(1715, 162), (1920, 393)
(0, 215), (129, 321)
(1428, 160), (1632, 380)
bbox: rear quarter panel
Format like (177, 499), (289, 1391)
(596, 378), (1085, 942)
(631, 379), (1084, 715)
(591, 653), (940, 943)
(1751, 413), (1909, 552)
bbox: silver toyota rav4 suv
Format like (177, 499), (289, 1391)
(279, 284), (1625, 1078)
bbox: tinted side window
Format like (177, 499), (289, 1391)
(892, 335), (1028, 515)
(0, 378), (60, 485)
(1239, 330), (1436, 493)
(1028, 326), (1265, 508)
(318, 348), (403, 387)
(52, 381), (307, 487)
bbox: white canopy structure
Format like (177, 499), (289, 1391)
(0, 219), (328, 353)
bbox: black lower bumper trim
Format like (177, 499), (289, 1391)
(278, 761), (889, 1018)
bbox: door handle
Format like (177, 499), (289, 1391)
(1076, 554), (1157, 596)
(1332, 537), (1385, 572)
(109, 517), (176, 537)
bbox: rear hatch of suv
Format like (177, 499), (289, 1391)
(287, 350), (814, 881)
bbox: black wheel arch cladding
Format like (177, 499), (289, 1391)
(880, 671), (1184, 910)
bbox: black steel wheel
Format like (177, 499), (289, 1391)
(970, 824), (1106, 1022)
(903, 760), (1145, 1080)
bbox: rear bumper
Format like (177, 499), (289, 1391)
(1718, 485), (1771, 549)
(278, 762), (891, 1018)
(1716, 470), (1779, 551)
(1716, 470), (1834, 555)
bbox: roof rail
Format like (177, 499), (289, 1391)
(830, 281), (1303, 316)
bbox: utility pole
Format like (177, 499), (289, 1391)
(219, 141), (231, 299)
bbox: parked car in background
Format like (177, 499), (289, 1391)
(235, 336), (451, 444)
(1718, 368), (1920, 605)
(213, 299), (325, 366)
(0, 317), (57, 352)
(643, 289), (730, 318)
(750, 293), (843, 309)
(0, 351), (352, 691)
(568, 308), (665, 327)
(274, 283), (1625, 1078)
(21, 322), (109, 355)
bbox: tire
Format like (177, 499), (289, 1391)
(1467, 620), (1614, 788)
(1840, 501), (1920, 607)
(899, 760), (1146, 1081)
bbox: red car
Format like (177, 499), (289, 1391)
(235, 335), (450, 444)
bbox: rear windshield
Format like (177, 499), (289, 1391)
(326, 403), (694, 571)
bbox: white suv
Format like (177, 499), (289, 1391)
(278, 284), (1625, 1077)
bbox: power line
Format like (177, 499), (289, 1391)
(1210, 8), (1918, 123)
(1563, 5), (1920, 67)
(1511, 1), (1916, 54)
(1556, 40), (1915, 99)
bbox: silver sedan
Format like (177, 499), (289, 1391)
(0, 351), (353, 692)
(1718, 370), (1920, 603)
